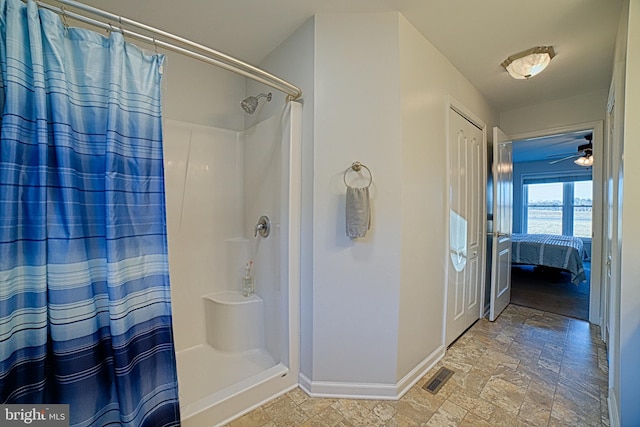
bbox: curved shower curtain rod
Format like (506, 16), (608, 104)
(34, 0), (303, 101)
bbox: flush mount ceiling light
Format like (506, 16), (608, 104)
(501, 46), (556, 80)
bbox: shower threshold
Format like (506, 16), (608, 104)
(176, 344), (283, 417)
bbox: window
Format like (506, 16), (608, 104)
(523, 177), (592, 238)
(525, 182), (563, 234)
(573, 181), (592, 238)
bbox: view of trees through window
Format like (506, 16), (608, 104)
(525, 180), (592, 238)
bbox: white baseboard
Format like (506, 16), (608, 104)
(298, 345), (445, 400)
(298, 373), (399, 400)
(608, 388), (620, 427)
(396, 345), (446, 397)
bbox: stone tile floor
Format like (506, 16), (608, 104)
(225, 304), (609, 427)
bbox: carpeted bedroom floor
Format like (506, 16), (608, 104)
(510, 262), (591, 320)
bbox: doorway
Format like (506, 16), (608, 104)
(505, 122), (603, 323)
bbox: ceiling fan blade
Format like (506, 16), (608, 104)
(546, 152), (580, 159)
(549, 154), (580, 165)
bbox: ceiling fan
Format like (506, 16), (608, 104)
(547, 134), (593, 165)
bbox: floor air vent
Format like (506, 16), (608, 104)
(422, 367), (454, 394)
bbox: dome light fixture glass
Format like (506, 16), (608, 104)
(574, 155), (594, 167)
(501, 46), (556, 80)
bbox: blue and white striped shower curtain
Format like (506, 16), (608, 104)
(0, 0), (180, 425)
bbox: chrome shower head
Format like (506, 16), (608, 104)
(241, 92), (272, 114)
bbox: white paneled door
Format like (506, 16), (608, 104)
(489, 127), (513, 322)
(446, 108), (484, 346)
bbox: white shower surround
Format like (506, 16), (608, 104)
(162, 103), (301, 426)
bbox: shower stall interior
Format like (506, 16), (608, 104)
(162, 102), (301, 426)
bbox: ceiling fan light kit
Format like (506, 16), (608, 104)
(501, 46), (556, 79)
(574, 155), (594, 167)
(547, 134), (593, 166)
(573, 140), (594, 166)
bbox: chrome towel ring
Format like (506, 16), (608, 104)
(343, 161), (373, 188)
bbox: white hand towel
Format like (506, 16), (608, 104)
(346, 186), (371, 238)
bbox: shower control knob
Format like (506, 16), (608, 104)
(254, 216), (271, 238)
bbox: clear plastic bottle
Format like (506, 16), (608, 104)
(242, 261), (255, 297)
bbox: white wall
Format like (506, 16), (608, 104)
(606, 1), (628, 424)
(311, 12), (403, 386)
(161, 51), (246, 130)
(397, 15), (498, 381)
(262, 12), (498, 394)
(618, 0), (640, 424)
(500, 90), (607, 137)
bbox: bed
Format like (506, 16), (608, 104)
(511, 233), (587, 284)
